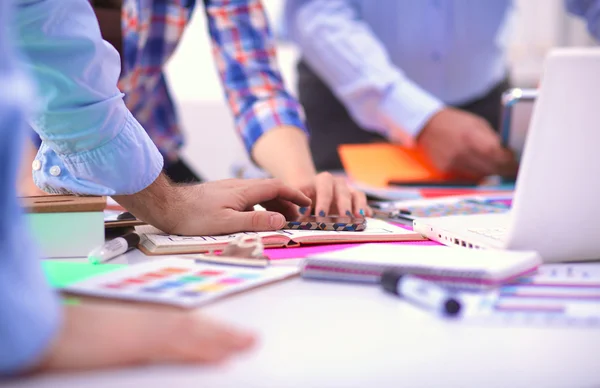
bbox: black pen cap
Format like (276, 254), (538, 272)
(123, 232), (141, 247)
(381, 269), (404, 295)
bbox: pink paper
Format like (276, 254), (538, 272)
(266, 240), (440, 260)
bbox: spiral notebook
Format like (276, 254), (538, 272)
(302, 244), (542, 289)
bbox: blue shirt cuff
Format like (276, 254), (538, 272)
(33, 110), (164, 196)
(378, 79), (445, 140)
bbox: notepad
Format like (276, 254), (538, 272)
(302, 244), (542, 289)
(338, 143), (459, 187)
(42, 261), (126, 288)
(61, 258), (299, 308)
(136, 218), (425, 255)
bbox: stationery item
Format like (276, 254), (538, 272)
(193, 235), (270, 267)
(266, 240), (440, 261)
(301, 244), (542, 288)
(22, 195), (106, 258)
(60, 258), (299, 308)
(462, 263), (600, 327)
(466, 293), (600, 328)
(284, 215), (367, 231)
(88, 233), (140, 264)
(352, 178), (513, 201)
(371, 195), (512, 225)
(42, 261), (126, 288)
(381, 270), (462, 317)
(337, 143), (465, 187)
(104, 210), (145, 229)
(136, 218), (424, 255)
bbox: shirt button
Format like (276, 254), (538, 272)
(32, 160), (41, 171)
(49, 166), (61, 177)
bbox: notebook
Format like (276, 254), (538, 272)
(61, 258), (299, 308)
(302, 244), (542, 289)
(136, 218), (425, 255)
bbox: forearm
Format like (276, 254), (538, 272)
(112, 172), (180, 234)
(252, 125), (317, 186)
(286, 0), (443, 140)
(38, 304), (174, 372)
(204, 0), (309, 153)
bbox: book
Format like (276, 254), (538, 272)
(61, 257), (299, 308)
(301, 244), (542, 289)
(22, 195), (106, 258)
(136, 218), (425, 255)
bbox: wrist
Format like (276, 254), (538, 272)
(113, 172), (182, 233)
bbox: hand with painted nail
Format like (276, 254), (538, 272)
(290, 172), (372, 218)
(115, 175), (312, 236)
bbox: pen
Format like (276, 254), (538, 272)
(88, 233), (140, 265)
(381, 270), (462, 317)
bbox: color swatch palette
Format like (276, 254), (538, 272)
(62, 258), (299, 308)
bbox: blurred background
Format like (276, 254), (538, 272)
(165, 0), (598, 181)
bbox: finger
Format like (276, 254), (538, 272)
(453, 152), (496, 179)
(469, 122), (508, 164)
(298, 186), (316, 216)
(351, 190), (370, 217)
(261, 198), (301, 220)
(228, 209), (287, 232)
(333, 178), (353, 217)
(313, 173), (334, 217)
(240, 179), (311, 209)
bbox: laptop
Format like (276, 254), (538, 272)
(413, 48), (600, 263)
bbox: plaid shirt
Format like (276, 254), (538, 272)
(120, 0), (307, 162)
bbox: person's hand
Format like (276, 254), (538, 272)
(417, 108), (517, 179)
(38, 304), (256, 372)
(287, 172), (372, 217)
(114, 174), (311, 236)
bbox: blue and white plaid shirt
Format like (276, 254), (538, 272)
(120, 0), (308, 162)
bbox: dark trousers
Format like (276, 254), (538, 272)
(297, 60), (511, 172)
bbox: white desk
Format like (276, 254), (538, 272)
(7, 250), (600, 388)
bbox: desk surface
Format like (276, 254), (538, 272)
(8, 250), (600, 388)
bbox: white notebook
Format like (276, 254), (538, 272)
(136, 218), (425, 255)
(302, 244), (542, 288)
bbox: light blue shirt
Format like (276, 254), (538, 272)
(284, 0), (513, 140)
(0, 1), (60, 376)
(284, 0), (600, 141)
(14, 0), (163, 196)
(1, 0), (164, 374)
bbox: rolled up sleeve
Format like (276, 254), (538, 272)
(14, 0), (163, 195)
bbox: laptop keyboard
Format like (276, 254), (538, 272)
(468, 227), (508, 240)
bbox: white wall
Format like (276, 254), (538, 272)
(165, 0), (596, 181)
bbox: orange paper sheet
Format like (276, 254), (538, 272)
(338, 143), (455, 187)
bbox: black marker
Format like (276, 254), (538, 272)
(381, 270), (462, 317)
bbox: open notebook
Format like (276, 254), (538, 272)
(136, 218), (425, 255)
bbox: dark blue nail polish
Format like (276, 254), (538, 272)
(359, 209), (365, 216)
(319, 210), (326, 217)
(345, 210), (352, 216)
(299, 207), (307, 214)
